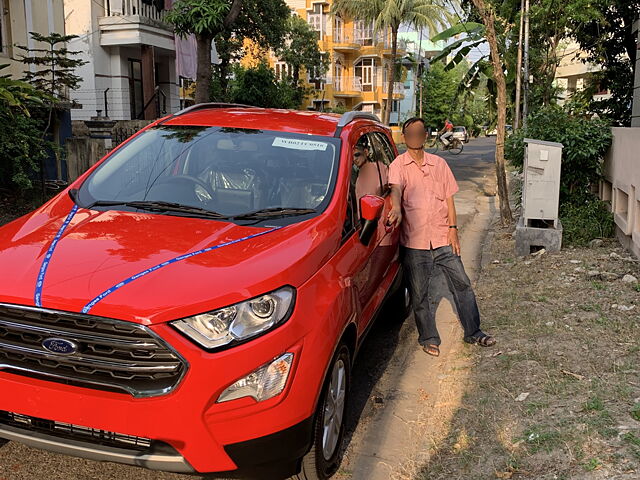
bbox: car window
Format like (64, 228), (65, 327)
(350, 132), (389, 203)
(77, 126), (340, 222)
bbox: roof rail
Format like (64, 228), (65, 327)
(334, 111), (381, 137)
(158, 102), (254, 124)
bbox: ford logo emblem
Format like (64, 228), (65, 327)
(42, 338), (78, 355)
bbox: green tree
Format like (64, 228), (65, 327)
(420, 60), (465, 128)
(566, 0), (639, 126)
(17, 32), (86, 193)
(229, 62), (300, 108)
(276, 15), (329, 84)
(431, 14), (512, 223)
(332, 0), (451, 125)
(213, 0), (290, 100)
(16, 32), (85, 101)
(166, 0), (243, 104)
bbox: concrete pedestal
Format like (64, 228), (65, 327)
(515, 216), (563, 256)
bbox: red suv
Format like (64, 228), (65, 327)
(0, 106), (407, 479)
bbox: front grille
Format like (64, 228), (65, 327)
(0, 303), (187, 397)
(0, 410), (153, 451)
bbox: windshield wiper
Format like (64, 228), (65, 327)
(233, 207), (317, 221)
(85, 200), (229, 219)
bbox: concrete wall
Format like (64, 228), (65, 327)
(600, 127), (640, 258)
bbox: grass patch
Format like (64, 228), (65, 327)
(583, 458), (602, 471)
(584, 396), (605, 412)
(414, 227), (640, 479)
(521, 427), (562, 454)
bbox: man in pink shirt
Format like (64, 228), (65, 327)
(388, 117), (496, 357)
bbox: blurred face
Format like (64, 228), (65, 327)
(403, 121), (427, 149)
(353, 146), (367, 168)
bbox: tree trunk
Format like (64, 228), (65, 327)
(383, 25), (398, 125)
(472, 0), (513, 224)
(195, 34), (212, 104)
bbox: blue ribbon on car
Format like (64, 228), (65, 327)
(34, 204), (79, 307)
(34, 205), (280, 313)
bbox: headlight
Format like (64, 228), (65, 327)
(217, 353), (293, 403)
(171, 286), (295, 350)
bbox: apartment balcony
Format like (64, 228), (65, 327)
(333, 76), (363, 97)
(99, 0), (175, 52)
(333, 28), (360, 51)
(382, 82), (405, 98)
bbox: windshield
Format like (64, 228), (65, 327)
(77, 126), (339, 222)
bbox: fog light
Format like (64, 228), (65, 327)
(217, 353), (293, 403)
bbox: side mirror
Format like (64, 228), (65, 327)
(359, 195), (384, 246)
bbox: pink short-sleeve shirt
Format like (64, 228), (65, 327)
(388, 151), (459, 249)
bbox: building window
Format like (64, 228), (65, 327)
(355, 58), (375, 92)
(307, 66), (326, 90)
(274, 62), (292, 81)
(307, 4), (325, 39)
(354, 20), (373, 46)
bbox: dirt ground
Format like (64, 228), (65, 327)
(411, 225), (640, 480)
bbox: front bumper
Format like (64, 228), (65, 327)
(0, 290), (341, 475)
(0, 412), (314, 479)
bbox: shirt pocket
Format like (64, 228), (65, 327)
(427, 176), (446, 201)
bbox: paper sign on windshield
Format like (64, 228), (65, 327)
(272, 137), (328, 151)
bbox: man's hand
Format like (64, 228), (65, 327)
(448, 228), (460, 256)
(388, 206), (402, 228)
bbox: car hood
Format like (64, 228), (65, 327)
(0, 195), (338, 325)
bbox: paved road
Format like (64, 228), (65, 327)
(0, 138), (497, 480)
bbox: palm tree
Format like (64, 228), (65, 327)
(332, 0), (452, 125)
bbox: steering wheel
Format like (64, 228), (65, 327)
(156, 175), (214, 202)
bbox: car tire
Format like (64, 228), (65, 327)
(386, 281), (411, 321)
(295, 345), (351, 480)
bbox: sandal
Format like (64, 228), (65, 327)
(422, 344), (440, 357)
(464, 333), (496, 347)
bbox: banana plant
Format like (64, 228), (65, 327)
(0, 64), (45, 116)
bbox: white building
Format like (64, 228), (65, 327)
(64, 0), (181, 121)
(554, 40), (611, 105)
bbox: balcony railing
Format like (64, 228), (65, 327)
(334, 76), (363, 93)
(333, 28), (358, 45)
(383, 82), (405, 95)
(105, 0), (168, 23)
(332, 28), (408, 52)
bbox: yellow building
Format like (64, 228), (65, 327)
(275, 0), (406, 117)
(0, 0), (66, 79)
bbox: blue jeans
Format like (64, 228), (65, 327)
(403, 245), (481, 346)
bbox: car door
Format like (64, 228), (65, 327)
(350, 130), (400, 333)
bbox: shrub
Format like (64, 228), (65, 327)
(505, 106), (612, 204)
(0, 69), (49, 192)
(559, 198), (614, 246)
(228, 62), (306, 109)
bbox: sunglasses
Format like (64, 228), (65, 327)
(354, 152), (363, 157)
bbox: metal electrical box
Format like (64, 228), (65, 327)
(522, 138), (563, 227)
